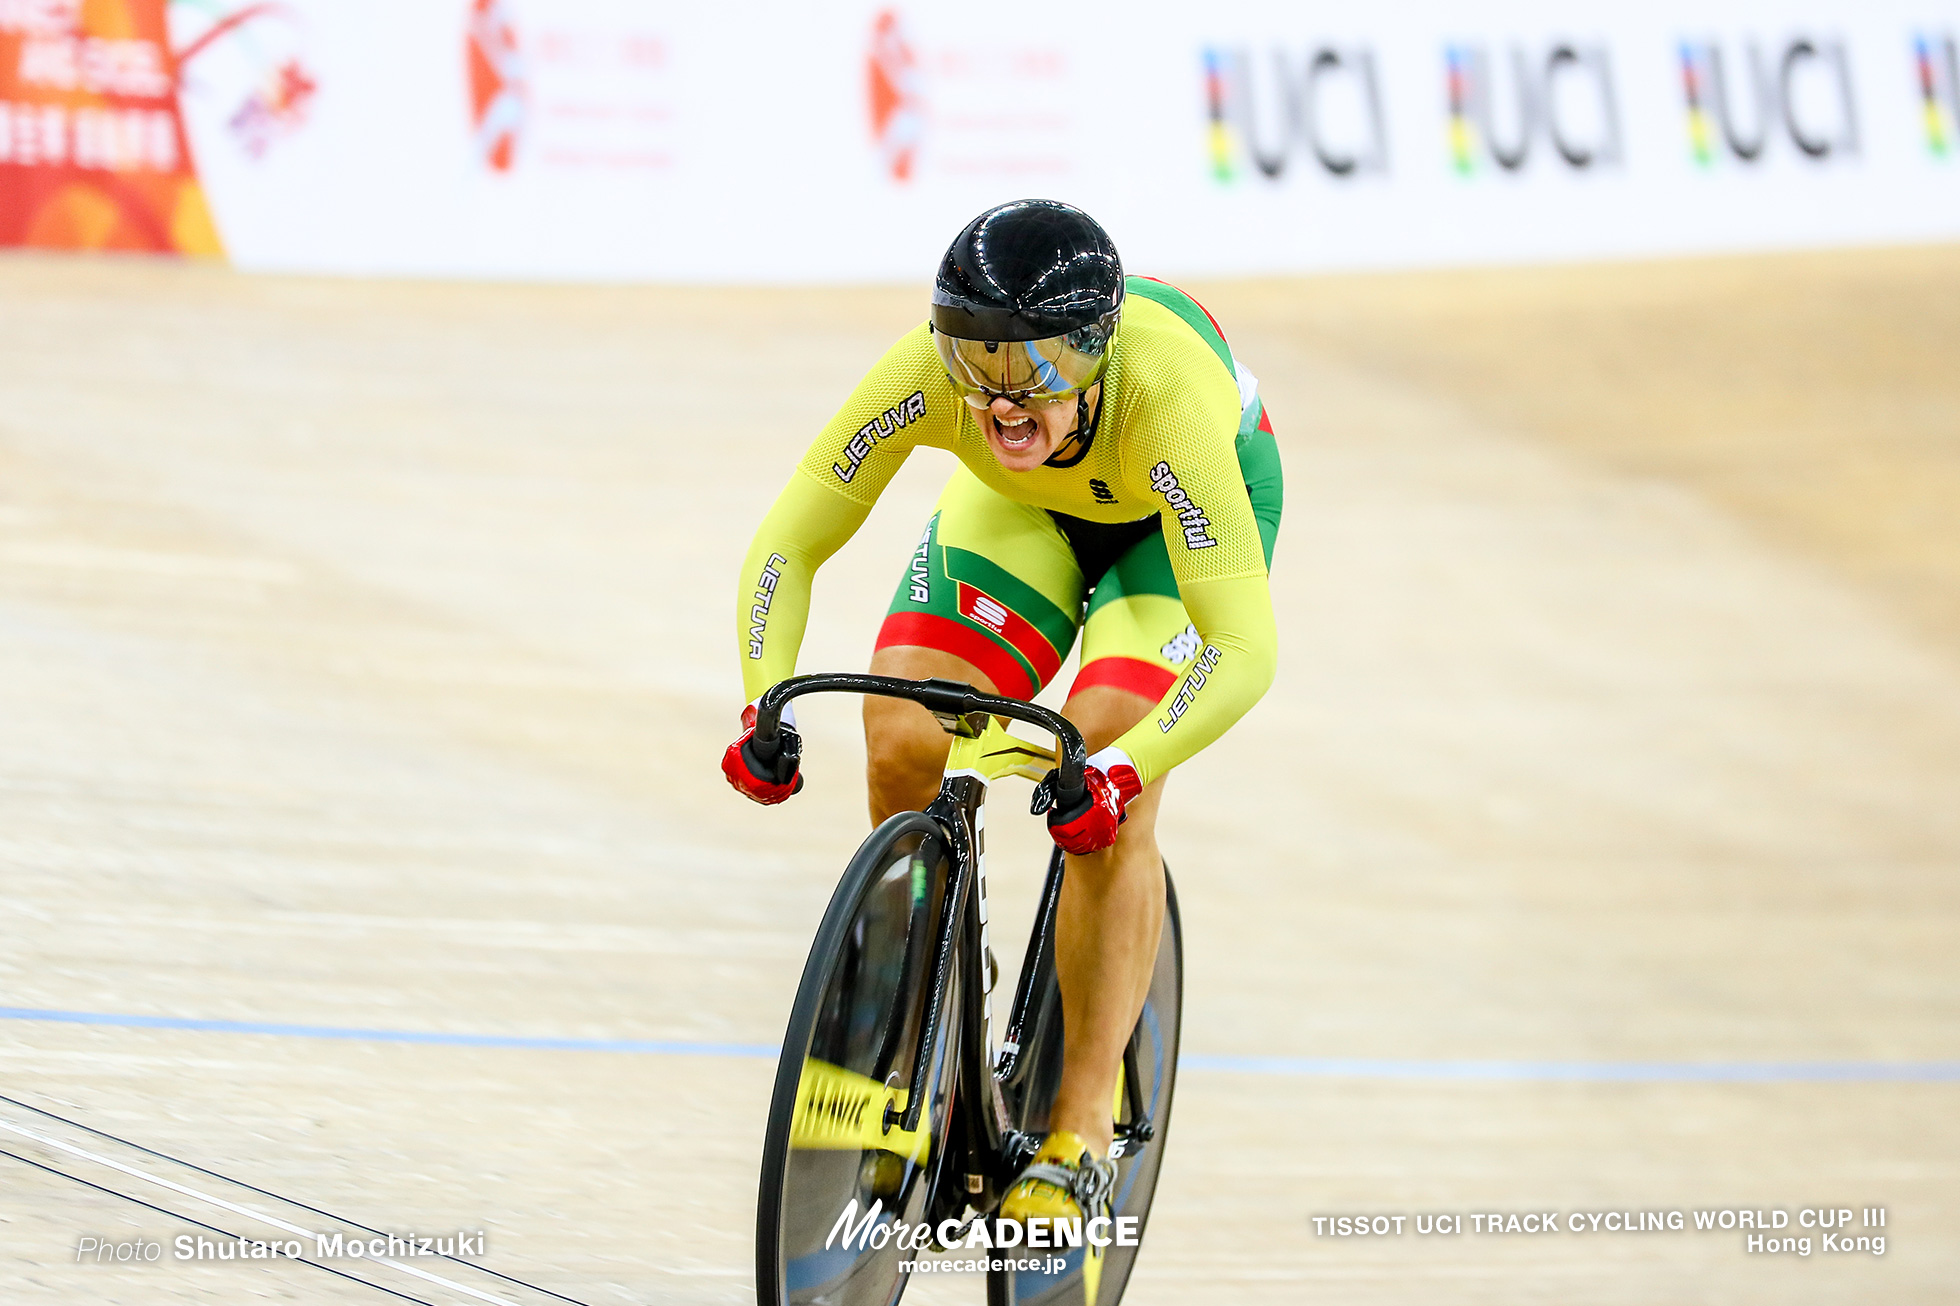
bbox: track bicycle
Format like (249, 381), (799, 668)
(752, 673), (1183, 1306)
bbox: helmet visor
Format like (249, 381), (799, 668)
(933, 328), (1111, 408)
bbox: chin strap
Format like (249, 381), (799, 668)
(1042, 388), (1105, 470)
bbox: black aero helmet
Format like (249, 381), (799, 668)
(930, 198), (1123, 408)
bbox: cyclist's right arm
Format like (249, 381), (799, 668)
(736, 476), (868, 699)
(735, 326), (955, 699)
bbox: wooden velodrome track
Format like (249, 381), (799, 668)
(1, 248), (1956, 1304)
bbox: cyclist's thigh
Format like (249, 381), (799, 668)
(863, 645), (995, 803)
(1069, 528), (1195, 715)
(874, 465), (1084, 703)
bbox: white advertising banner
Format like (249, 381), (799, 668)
(104, 1), (1960, 278)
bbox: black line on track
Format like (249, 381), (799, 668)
(0, 1145), (437, 1305)
(0, 1091), (592, 1306)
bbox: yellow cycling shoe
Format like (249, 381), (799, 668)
(1000, 1131), (1119, 1304)
(999, 1129), (1117, 1223)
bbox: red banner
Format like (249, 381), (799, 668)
(0, 0), (222, 254)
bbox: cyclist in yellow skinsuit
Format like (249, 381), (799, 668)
(723, 199), (1281, 1246)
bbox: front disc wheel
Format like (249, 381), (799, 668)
(757, 813), (965, 1306)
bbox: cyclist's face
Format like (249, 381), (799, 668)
(976, 387), (1095, 473)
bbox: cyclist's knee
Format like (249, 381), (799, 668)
(1061, 684), (1155, 755)
(865, 644), (998, 822)
(863, 695), (949, 821)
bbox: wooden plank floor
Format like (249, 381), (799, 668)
(1, 249), (1954, 1304)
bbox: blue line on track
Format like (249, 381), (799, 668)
(0, 1006), (776, 1059)
(4, 1007), (1955, 1083)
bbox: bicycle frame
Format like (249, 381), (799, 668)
(994, 849), (1159, 1166)
(755, 673), (1090, 1217)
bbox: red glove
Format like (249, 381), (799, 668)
(722, 702), (804, 805)
(1033, 747), (1144, 855)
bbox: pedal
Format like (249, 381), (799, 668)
(1112, 1116), (1155, 1160)
(1000, 1130), (1042, 1172)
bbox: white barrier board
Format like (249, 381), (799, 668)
(37, 1), (1960, 277)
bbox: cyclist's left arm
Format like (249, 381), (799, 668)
(1105, 402), (1279, 788)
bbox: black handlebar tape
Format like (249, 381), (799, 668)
(754, 672), (1090, 792)
(753, 688), (791, 747)
(747, 724), (785, 767)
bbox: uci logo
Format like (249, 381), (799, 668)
(1916, 32), (1960, 158)
(1677, 36), (1859, 165)
(1444, 42), (1622, 174)
(1202, 45), (1387, 181)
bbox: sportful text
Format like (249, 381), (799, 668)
(1148, 461), (1219, 549)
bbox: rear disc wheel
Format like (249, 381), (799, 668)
(990, 856), (1184, 1306)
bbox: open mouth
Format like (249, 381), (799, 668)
(991, 413), (1039, 449)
